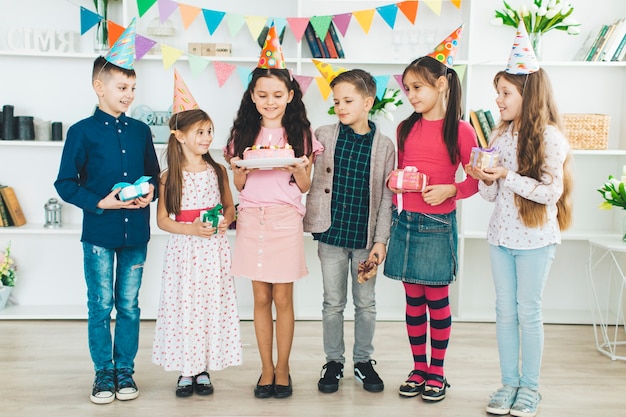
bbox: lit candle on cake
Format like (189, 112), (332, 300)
(268, 133), (272, 147)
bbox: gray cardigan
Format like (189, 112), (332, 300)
(303, 123), (396, 249)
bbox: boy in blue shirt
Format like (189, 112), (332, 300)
(54, 20), (160, 405)
(304, 69), (395, 394)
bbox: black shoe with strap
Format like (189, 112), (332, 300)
(176, 376), (193, 398)
(421, 375), (451, 402)
(398, 369), (427, 397)
(194, 371), (214, 396)
(318, 361), (344, 393)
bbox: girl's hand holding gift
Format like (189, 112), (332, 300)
(465, 164), (508, 186)
(189, 217), (218, 238)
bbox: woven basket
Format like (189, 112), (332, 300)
(562, 114), (609, 150)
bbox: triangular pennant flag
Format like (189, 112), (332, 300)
(188, 54), (211, 76)
(272, 17), (288, 37)
(315, 76), (332, 100)
(245, 15), (268, 44)
(397, 1), (419, 25)
(213, 61), (237, 87)
(225, 13), (246, 37)
(332, 13), (352, 37)
(107, 20), (125, 48)
(422, 0), (443, 16)
(160, 44), (184, 70)
(506, 21), (539, 74)
(293, 74), (313, 96)
(202, 9), (226, 36)
(236, 66), (252, 87)
(376, 4), (398, 30)
(135, 34), (157, 60)
(137, 0), (157, 17)
(428, 24), (463, 67)
(286, 17), (309, 42)
(393, 74), (405, 92)
(309, 15), (333, 41)
(373, 75), (390, 100)
(80, 6), (102, 35)
(179, 4), (202, 29)
(158, 0), (178, 23)
(453, 64), (467, 82)
(312, 59), (347, 84)
(352, 9), (376, 34)
(172, 68), (199, 113)
(105, 18), (136, 69)
(451, 0), (462, 9)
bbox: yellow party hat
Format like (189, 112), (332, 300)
(312, 59), (348, 84)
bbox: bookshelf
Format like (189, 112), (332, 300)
(1, 0), (626, 323)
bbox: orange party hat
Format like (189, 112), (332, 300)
(312, 59), (348, 84)
(172, 69), (199, 114)
(505, 21), (539, 75)
(428, 24), (463, 67)
(257, 23), (286, 69)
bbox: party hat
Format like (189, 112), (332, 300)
(104, 17), (136, 70)
(506, 22), (539, 75)
(427, 24), (463, 67)
(257, 23), (286, 69)
(312, 59), (348, 84)
(172, 69), (199, 114)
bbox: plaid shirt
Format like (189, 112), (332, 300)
(314, 122), (374, 249)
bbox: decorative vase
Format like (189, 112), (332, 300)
(529, 32), (543, 61)
(0, 286), (12, 310)
(93, 0), (109, 53)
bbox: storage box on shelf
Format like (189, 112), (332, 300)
(1, 0), (626, 323)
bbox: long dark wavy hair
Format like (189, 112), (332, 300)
(226, 67), (312, 158)
(493, 69), (573, 230)
(397, 56), (463, 164)
(162, 109), (226, 215)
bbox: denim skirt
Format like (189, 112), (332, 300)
(383, 208), (458, 285)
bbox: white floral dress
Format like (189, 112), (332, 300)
(152, 167), (242, 374)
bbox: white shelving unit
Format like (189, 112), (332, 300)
(1, 0), (625, 323)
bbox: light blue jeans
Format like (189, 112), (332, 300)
(83, 243), (147, 372)
(490, 244), (556, 391)
(318, 242), (376, 364)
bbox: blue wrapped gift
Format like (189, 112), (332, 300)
(112, 176), (152, 202)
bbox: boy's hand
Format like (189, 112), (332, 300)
(132, 184), (155, 208)
(98, 188), (142, 210)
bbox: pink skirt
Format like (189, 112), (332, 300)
(231, 205), (308, 283)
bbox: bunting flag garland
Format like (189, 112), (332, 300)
(80, 7), (102, 35)
(77, 0), (463, 96)
(373, 75), (391, 100)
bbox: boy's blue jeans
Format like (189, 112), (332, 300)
(490, 244), (556, 391)
(318, 242), (376, 364)
(83, 242), (147, 372)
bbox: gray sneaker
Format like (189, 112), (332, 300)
(486, 385), (518, 415)
(510, 387), (541, 417)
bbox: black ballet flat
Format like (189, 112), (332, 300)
(273, 375), (292, 399)
(194, 371), (214, 396)
(254, 375), (275, 399)
(176, 376), (193, 398)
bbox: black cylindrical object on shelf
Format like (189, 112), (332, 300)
(2, 105), (15, 140)
(14, 116), (35, 140)
(51, 122), (63, 141)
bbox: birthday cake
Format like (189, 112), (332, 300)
(243, 144), (294, 160)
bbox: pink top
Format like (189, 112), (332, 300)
(394, 118), (478, 214)
(225, 126), (323, 216)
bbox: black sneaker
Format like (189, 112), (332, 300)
(115, 368), (139, 401)
(318, 361), (344, 393)
(91, 369), (115, 404)
(354, 360), (384, 392)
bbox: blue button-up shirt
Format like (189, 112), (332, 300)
(55, 107), (160, 248)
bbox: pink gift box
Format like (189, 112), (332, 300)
(388, 167), (428, 192)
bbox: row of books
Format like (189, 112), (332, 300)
(0, 185), (26, 227)
(575, 17), (626, 62)
(304, 22), (345, 59)
(469, 109), (497, 148)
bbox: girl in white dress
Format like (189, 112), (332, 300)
(152, 107), (242, 397)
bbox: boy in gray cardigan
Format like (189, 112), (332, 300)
(303, 69), (395, 394)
